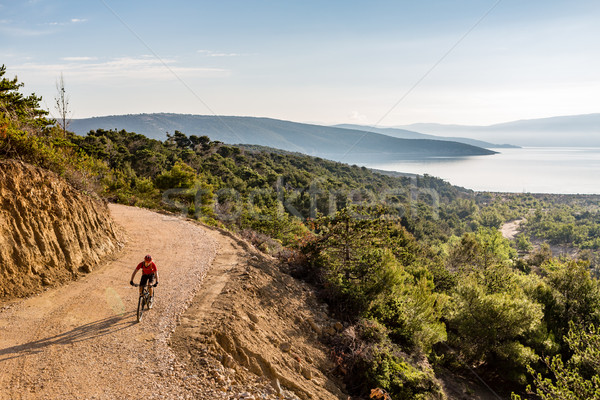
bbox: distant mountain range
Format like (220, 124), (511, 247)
(69, 114), (496, 163)
(334, 124), (517, 149)
(396, 113), (600, 147)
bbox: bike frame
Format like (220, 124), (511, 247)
(135, 282), (154, 322)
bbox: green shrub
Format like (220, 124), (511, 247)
(365, 350), (443, 400)
(447, 276), (543, 382)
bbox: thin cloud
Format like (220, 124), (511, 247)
(0, 26), (53, 36)
(47, 18), (88, 27)
(349, 111), (369, 124)
(14, 57), (230, 81)
(61, 56), (97, 61)
(0, 17), (87, 36)
(208, 52), (242, 57)
(197, 49), (246, 57)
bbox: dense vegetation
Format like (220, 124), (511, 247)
(4, 66), (600, 399)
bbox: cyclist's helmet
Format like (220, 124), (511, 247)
(145, 254), (152, 261)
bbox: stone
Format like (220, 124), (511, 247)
(279, 342), (292, 353)
(306, 318), (321, 335)
(222, 354), (236, 369)
(301, 367), (312, 380)
(249, 357), (264, 376)
(272, 378), (283, 395)
(248, 312), (260, 323)
(215, 372), (228, 385)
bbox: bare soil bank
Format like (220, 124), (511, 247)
(170, 227), (348, 400)
(0, 160), (122, 300)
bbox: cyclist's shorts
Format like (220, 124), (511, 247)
(140, 273), (155, 287)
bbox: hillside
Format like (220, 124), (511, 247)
(0, 202), (443, 400)
(334, 124), (518, 149)
(6, 67), (600, 399)
(69, 114), (496, 163)
(0, 160), (122, 300)
(398, 113), (600, 147)
(172, 225), (350, 400)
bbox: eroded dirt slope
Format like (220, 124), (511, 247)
(0, 160), (122, 299)
(171, 228), (348, 400)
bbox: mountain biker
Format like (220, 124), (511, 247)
(130, 254), (159, 306)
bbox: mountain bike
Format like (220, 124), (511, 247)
(133, 282), (156, 322)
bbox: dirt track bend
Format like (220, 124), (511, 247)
(0, 204), (219, 400)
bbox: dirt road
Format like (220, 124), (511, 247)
(0, 204), (218, 399)
(500, 219), (524, 240)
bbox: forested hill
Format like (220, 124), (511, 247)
(334, 123), (518, 149)
(69, 113), (496, 163)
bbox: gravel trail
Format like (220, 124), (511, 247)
(500, 219), (524, 240)
(0, 204), (218, 399)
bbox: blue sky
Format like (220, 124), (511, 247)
(1, 0), (599, 126)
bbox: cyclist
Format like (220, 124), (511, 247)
(130, 254), (159, 307)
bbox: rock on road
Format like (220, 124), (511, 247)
(0, 204), (218, 399)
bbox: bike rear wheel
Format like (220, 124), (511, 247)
(137, 295), (145, 322)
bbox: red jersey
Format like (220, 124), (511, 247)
(136, 261), (157, 275)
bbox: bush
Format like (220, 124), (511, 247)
(368, 276), (447, 353)
(447, 276), (543, 382)
(514, 323), (600, 400)
(365, 350), (444, 400)
(327, 320), (444, 399)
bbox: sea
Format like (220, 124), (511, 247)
(359, 147), (600, 194)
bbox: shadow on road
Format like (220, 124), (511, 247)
(0, 312), (137, 362)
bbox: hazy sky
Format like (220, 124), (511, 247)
(2, 0), (599, 126)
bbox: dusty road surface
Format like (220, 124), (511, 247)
(0, 204), (218, 400)
(500, 219), (524, 240)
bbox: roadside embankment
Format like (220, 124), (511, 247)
(0, 160), (122, 300)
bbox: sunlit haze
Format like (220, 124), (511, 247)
(2, 0), (599, 126)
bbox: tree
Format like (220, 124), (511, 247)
(515, 233), (533, 252)
(304, 208), (407, 315)
(0, 64), (51, 127)
(448, 276), (543, 381)
(513, 323), (600, 400)
(154, 161), (197, 189)
(447, 227), (515, 270)
(540, 260), (600, 345)
(478, 209), (502, 228)
(54, 72), (71, 136)
(369, 275), (447, 352)
(190, 134), (211, 151)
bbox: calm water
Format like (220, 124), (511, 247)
(360, 148), (600, 194)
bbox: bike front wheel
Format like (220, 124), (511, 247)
(147, 294), (154, 310)
(137, 295), (145, 322)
